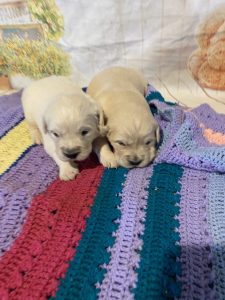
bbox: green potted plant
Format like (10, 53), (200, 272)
(0, 37), (71, 89)
(28, 0), (64, 41)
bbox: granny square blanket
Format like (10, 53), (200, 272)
(0, 86), (225, 300)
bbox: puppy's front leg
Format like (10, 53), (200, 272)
(43, 135), (79, 181)
(27, 122), (43, 145)
(94, 137), (118, 168)
(57, 159), (79, 181)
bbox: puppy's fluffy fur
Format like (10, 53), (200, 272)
(87, 67), (160, 168)
(22, 76), (103, 180)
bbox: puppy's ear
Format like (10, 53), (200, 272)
(87, 95), (108, 136)
(156, 126), (160, 144)
(96, 107), (108, 136)
(42, 117), (48, 134)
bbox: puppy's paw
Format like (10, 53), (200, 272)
(100, 152), (118, 168)
(59, 165), (79, 181)
(33, 134), (42, 145)
(28, 124), (43, 145)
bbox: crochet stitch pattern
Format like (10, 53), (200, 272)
(0, 146), (57, 256)
(0, 91), (23, 137)
(178, 169), (213, 300)
(0, 121), (32, 174)
(98, 166), (153, 299)
(208, 173), (225, 299)
(52, 167), (128, 299)
(134, 163), (182, 300)
(0, 157), (103, 299)
(1, 85), (225, 300)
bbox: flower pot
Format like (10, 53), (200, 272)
(0, 75), (11, 90)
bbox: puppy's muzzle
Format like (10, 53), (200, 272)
(127, 156), (143, 166)
(62, 148), (81, 160)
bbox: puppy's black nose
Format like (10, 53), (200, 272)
(63, 150), (80, 159)
(128, 159), (142, 166)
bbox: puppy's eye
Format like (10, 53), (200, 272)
(145, 140), (152, 145)
(51, 131), (60, 138)
(81, 129), (89, 136)
(116, 141), (126, 146)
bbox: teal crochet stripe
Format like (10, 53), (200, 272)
(146, 91), (175, 106)
(146, 91), (167, 103)
(52, 167), (128, 300)
(134, 163), (183, 300)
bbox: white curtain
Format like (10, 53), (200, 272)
(56, 0), (225, 112)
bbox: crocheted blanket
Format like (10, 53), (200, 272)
(0, 86), (225, 300)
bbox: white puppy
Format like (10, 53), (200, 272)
(22, 76), (104, 180)
(87, 67), (160, 169)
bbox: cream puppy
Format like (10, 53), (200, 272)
(22, 76), (103, 180)
(87, 67), (160, 169)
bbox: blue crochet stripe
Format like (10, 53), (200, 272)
(208, 172), (225, 298)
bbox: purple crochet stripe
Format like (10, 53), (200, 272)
(178, 168), (214, 300)
(0, 145), (57, 256)
(192, 104), (225, 134)
(97, 166), (153, 300)
(207, 173), (225, 299)
(146, 84), (157, 93)
(152, 100), (210, 147)
(152, 100), (185, 156)
(0, 91), (24, 137)
(153, 100), (225, 173)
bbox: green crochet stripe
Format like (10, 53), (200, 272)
(52, 167), (128, 300)
(134, 163), (183, 300)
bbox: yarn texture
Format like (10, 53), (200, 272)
(0, 85), (225, 299)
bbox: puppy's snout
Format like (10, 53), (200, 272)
(128, 156), (142, 166)
(62, 148), (80, 160)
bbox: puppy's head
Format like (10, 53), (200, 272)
(107, 112), (160, 168)
(43, 92), (104, 162)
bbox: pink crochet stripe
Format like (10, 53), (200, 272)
(97, 166), (153, 300)
(203, 128), (225, 145)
